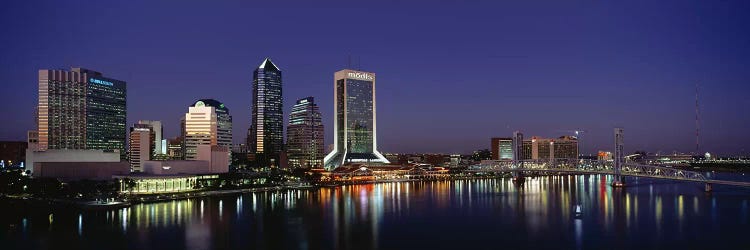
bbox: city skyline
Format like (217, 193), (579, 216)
(2, 1), (750, 155)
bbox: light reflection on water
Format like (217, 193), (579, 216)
(2, 175), (750, 249)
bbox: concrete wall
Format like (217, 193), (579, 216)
(26, 149), (121, 173)
(197, 145), (228, 173)
(142, 160), (210, 175)
(34, 161), (130, 181)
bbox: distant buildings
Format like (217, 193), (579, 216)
(598, 151), (613, 161)
(286, 97), (324, 168)
(134, 120), (165, 157)
(490, 137), (513, 160)
(521, 136), (579, 160)
(182, 99), (232, 160)
(37, 67), (127, 159)
(248, 58), (284, 167)
(167, 137), (183, 160)
(0, 141), (27, 168)
(324, 69), (389, 169)
(128, 120), (164, 171)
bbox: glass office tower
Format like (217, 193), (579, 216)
(248, 58), (283, 167)
(323, 69), (389, 170)
(286, 97), (324, 168)
(82, 68), (127, 159)
(37, 67), (126, 159)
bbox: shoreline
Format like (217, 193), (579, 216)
(3, 169), (746, 211)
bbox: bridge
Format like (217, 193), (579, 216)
(464, 158), (750, 191)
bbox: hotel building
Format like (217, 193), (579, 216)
(37, 67), (126, 158)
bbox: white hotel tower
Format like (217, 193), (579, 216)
(323, 69), (389, 170)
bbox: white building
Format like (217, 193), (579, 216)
(183, 99), (232, 161)
(26, 149), (121, 174)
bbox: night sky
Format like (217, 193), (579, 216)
(1, 1), (749, 155)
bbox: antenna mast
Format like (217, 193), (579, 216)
(695, 83), (699, 154)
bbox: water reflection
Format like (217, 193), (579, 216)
(3, 175), (750, 249)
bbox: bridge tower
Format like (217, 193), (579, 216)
(612, 128), (625, 187)
(512, 131), (524, 180)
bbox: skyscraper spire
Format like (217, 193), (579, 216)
(249, 58), (284, 167)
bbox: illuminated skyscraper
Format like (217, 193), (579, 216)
(286, 97), (324, 168)
(323, 69), (389, 170)
(248, 58), (283, 167)
(37, 67), (127, 159)
(183, 99), (232, 160)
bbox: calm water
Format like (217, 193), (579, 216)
(2, 174), (750, 250)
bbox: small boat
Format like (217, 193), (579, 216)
(574, 205), (583, 218)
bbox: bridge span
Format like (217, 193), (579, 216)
(465, 159), (750, 191)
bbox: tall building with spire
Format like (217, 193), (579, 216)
(323, 69), (389, 170)
(248, 58), (283, 167)
(286, 97), (324, 168)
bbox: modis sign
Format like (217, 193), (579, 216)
(347, 72), (374, 81)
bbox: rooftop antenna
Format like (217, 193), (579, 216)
(695, 83), (700, 154)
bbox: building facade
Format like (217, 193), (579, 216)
(26, 149), (121, 175)
(248, 58), (284, 167)
(135, 120), (165, 157)
(490, 137), (513, 160)
(521, 136), (579, 160)
(129, 125), (151, 172)
(323, 69), (389, 170)
(286, 97), (324, 168)
(167, 137), (183, 160)
(183, 99), (232, 160)
(37, 67), (126, 158)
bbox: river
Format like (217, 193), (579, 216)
(2, 174), (749, 249)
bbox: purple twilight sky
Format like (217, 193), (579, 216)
(1, 0), (749, 155)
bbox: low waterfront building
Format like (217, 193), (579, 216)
(114, 145), (229, 194)
(326, 164), (449, 181)
(114, 174), (220, 194)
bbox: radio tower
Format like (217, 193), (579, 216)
(695, 83), (700, 154)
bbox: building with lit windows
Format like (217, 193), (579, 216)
(248, 58), (284, 167)
(491, 137), (513, 160)
(167, 137), (183, 160)
(37, 67), (127, 159)
(286, 97), (324, 168)
(521, 136), (579, 160)
(183, 99), (232, 160)
(323, 69), (389, 170)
